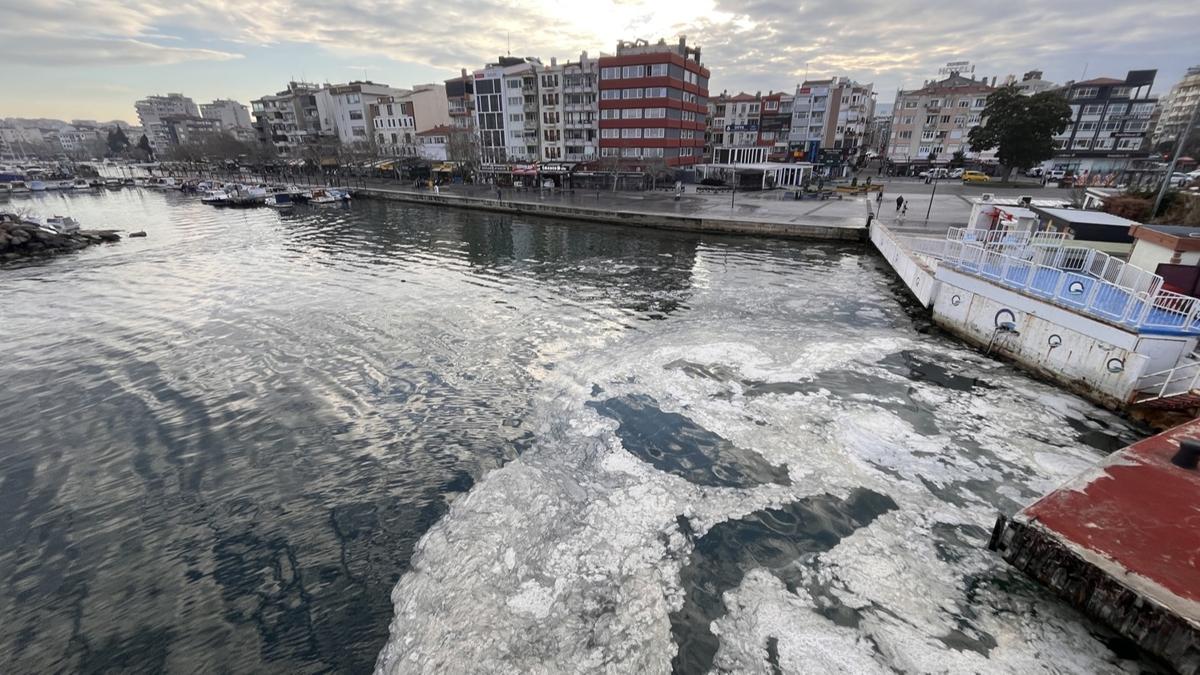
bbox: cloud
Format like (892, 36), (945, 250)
(0, 35), (243, 66)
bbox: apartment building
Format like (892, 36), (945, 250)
(886, 73), (994, 167)
(597, 36), (709, 168)
(537, 52), (598, 163)
(134, 93), (200, 149)
(1153, 65), (1200, 148)
(444, 70), (476, 131)
(788, 77), (875, 164)
(161, 116), (222, 146)
(251, 82), (326, 157)
(318, 81), (404, 146)
(1049, 70), (1158, 178)
(200, 99), (254, 141)
(757, 91), (793, 160)
(473, 56), (543, 165)
(370, 98), (417, 156)
(396, 84), (453, 132)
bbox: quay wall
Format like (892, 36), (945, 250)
(869, 221), (939, 307)
(351, 188), (866, 241)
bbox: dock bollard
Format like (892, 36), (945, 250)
(1170, 439), (1200, 470)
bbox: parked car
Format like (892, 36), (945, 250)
(961, 170), (990, 183)
(1025, 167), (1044, 178)
(918, 168), (950, 179)
(1048, 169), (1068, 181)
(949, 168), (965, 178)
(1169, 172), (1193, 187)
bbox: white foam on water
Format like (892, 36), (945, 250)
(375, 268), (1147, 674)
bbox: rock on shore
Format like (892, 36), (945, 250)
(0, 222), (121, 262)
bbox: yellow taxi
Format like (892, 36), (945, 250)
(961, 171), (990, 183)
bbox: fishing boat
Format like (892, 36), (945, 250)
(200, 187), (230, 205)
(265, 192), (294, 209)
(308, 188), (340, 205)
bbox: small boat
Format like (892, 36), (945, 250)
(266, 192), (294, 209)
(29, 180), (47, 192)
(200, 188), (230, 205)
(33, 215), (81, 234)
(72, 179), (92, 190)
(56, 179), (75, 190)
(308, 188), (340, 205)
(225, 185), (267, 207)
(104, 178), (123, 190)
(7, 181), (30, 194)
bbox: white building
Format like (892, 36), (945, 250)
(318, 81), (404, 146)
(200, 99), (254, 140)
(536, 52), (598, 163)
(417, 126), (451, 161)
(887, 72), (995, 167)
(474, 56), (543, 165)
(1008, 70), (1057, 96)
(135, 93), (200, 149)
(789, 77), (875, 158)
(1153, 65), (1200, 148)
(370, 98), (417, 156)
(395, 84), (452, 133)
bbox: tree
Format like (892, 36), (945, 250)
(969, 85), (1071, 179)
(106, 127), (130, 155)
(949, 150), (966, 168)
(136, 134), (154, 160)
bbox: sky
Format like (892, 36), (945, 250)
(2, 0), (1198, 124)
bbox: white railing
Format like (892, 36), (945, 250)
(1135, 360), (1200, 402)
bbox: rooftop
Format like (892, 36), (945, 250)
(1032, 207), (1142, 227)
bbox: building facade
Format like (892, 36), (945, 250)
(597, 37), (709, 168)
(417, 126), (452, 161)
(1009, 70), (1057, 96)
(886, 73), (994, 167)
(135, 93), (200, 149)
(161, 116), (222, 146)
(538, 53), (598, 163)
(1048, 70), (1158, 180)
(200, 99), (254, 140)
(473, 56), (543, 165)
(251, 82), (327, 157)
(789, 77), (875, 164)
(318, 81), (403, 146)
(1153, 65), (1200, 148)
(396, 84), (453, 133)
(370, 98), (417, 156)
(757, 91), (793, 161)
(445, 70), (476, 132)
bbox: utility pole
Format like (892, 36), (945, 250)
(926, 174), (938, 221)
(1153, 102), (1199, 219)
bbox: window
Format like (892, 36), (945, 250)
(954, 115), (965, 125)
(601, 128), (620, 139)
(540, 74), (559, 88)
(622, 65), (644, 78)
(541, 93), (559, 106)
(1072, 139), (1090, 149)
(643, 128), (665, 138)
(601, 67), (621, 79)
(600, 109), (620, 119)
(351, 127), (366, 137)
(1117, 138), (1140, 150)
(601, 89), (621, 100)
(1078, 121), (1096, 131)
(507, 79), (522, 89)
(1072, 87), (1098, 99)
(897, 130), (912, 139)
(621, 109), (642, 119)
(925, 115), (937, 125)
(622, 88), (643, 99)
(509, 113), (523, 122)
(1100, 121), (1119, 131)
(900, 116), (914, 125)
(1124, 120), (1150, 132)
(1094, 138), (1115, 150)
(1131, 103), (1154, 117)
(765, 101), (778, 111)
(642, 147), (664, 158)
(958, 99), (970, 108)
(601, 147), (619, 157)
(542, 112), (560, 124)
(928, 99), (940, 108)
(1111, 87), (1131, 98)
(644, 87), (667, 98)
(648, 63), (668, 77)
(348, 110), (363, 120)
(967, 114), (981, 124)
(921, 130), (936, 140)
(940, 115), (951, 124)
(645, 108), (667, 119)
(973, 98), (987, 108)
(904, 100), (918, 108)
(507, 96), (522, 106)
(620, 128), (642, 138)
(680, 147), (694, 157)
(346, 93), (361, 104)
(621, 147), (641, 157)
(1107, 103), (1128, 115)
(1082, 104), (1104, 115)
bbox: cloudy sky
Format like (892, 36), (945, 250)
(2, 0), (1198, 123)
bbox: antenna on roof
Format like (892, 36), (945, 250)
(507, 32), (511, 56)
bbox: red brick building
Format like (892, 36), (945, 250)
(597, 37), (709, 168)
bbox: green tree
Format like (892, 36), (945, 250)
(949, 150), (966, 168)
(106, 127), (130, 155)
(136, 134), (154, 160)
(968, 85), (1071, 179)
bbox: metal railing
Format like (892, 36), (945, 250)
(1135, 359), (1200, 402)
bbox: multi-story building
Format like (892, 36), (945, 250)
(417, 126), (452, 161)
(886, 72), (994, 168)
(1009, 70), (1057, 96)
(318, 81), (403, 146)
(703, 93), (728, 159)
(473, 56), (543, 165)
(865, 112), (892, 157)
(396, 84), (453, 133)
(200, 99), (254, 141)
(538, 52), (598, 163)
(789, 77), (875, 166)
(597, 36), (709, 168)
(757, 91), (793, 160)
(251, 81), (327, 157)
(445, 70), (476, 132)
(370, 98), (417, 156)
(1153, 65), (1200, 148)
(1048, 70), (1158, 179)
(134, 93), (199, 149)
(161, 115), (222, 146)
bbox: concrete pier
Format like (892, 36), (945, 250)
(990, 418), (1200, 673)
(349, 185), (869, 241)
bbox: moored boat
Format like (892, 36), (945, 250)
(72, 179), (92, 190)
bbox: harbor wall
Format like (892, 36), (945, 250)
(869, 221), (939, 307)
(351, 188), (866, 241)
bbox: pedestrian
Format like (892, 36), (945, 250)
(496, 187), (502, 200)
(895, 195), (903, 212)
(902, 202), (908, 216)
(433, 183), (440, 194)
(876, 191), (884, 206)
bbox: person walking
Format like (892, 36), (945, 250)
(895, 195), (904, 212)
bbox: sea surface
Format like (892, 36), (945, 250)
(1, 189), (1152, 673)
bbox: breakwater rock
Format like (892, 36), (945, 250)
(0, 222), (121, 262)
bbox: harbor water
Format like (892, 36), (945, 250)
(1, 189), (1152, 673)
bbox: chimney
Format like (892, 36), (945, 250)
(460, 68), (467, 78)
(550, 56), (557, 67)
(991, 76), (997, 87)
